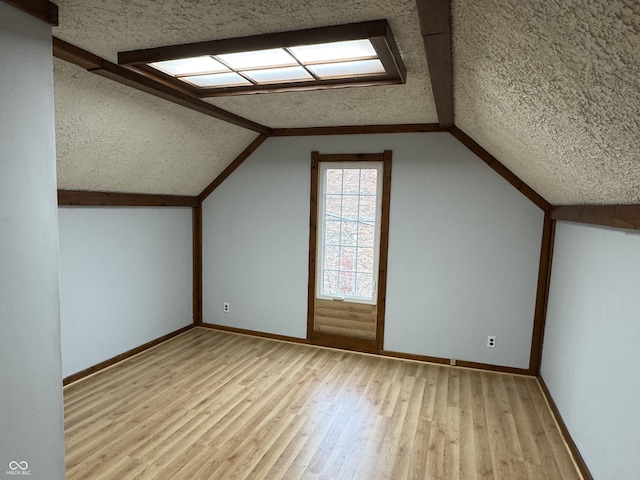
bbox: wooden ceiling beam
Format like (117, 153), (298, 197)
(415, 0), (453, 128)
(58, 190), (199, 207)
(2, 0), (58, 26)
(271, 124), (444, 136)
(52, 37), (101, 69)
(198, 134), (270, 202)
(552, 204), (640, 231)
(52, 37), (272, 135)
(451, 127), (551, 212)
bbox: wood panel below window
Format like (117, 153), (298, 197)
(314, 298), (376, 340)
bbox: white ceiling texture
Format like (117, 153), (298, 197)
(52, 0), (639, 203)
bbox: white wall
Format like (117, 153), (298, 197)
(202, 139), (310, 339)
(58, 207), (193, 377)
(0, 4), (65, 479)
(541, 221), (640, 480)
(383, 135), (543, 368)
(203, 133), (544, 368)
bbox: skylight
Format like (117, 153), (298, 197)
(180, 72), (251, 88)
(118, 20), (406, 96)
(243, 66), (314, 84)
(308, 59), (386, 79)
(217, 48), (296, 70)
(288, 39), (377, 63)
(148, 41), (381, 84)
(149, 56), (229, 76)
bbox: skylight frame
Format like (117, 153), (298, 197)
(117, 20), (406, 97)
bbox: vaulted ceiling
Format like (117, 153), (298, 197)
(52, 0), (639, 204)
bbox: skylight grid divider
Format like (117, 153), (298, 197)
(210, 55), (238, 74)
(284, 47), (321, 82)
(149, 55), (230, 78)
(234, 69), (259, 86)
(172, 67), (225, 78)
(296, 54), (380, 67)
(221, 60), (298, 72)
(180, 72), (253, 88)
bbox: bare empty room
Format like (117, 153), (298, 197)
(1, 0), (638, 479)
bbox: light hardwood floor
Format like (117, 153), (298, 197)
(64, 327), (581, 479)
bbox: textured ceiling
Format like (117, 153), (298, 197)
(53, 0), (438, 129)
(54, 58), (258, 195)
(453, 0), (640, 205)
(50, 0), (639, 204)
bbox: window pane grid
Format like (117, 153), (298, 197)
(320, 166), (378, 301)
(354, 170), (362, 296)
(147, 39), (392, 90)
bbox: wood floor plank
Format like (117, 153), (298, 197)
(64, 327), (582, 480)
(425, 366), (452, 479)
(351, 414), (391, 479)
(526, 380), (583, 480)
(376, 373), (416, 479)
(388, 375), (426, 480)
(458, 369), (478, 480)
(483, 373), (526, 479)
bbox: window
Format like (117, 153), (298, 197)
(317, 162), (383, 303)
(117, 20), (406, 97)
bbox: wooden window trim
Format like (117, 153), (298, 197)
(307, 151), (392, 351)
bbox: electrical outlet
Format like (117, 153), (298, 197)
(223, 303), (230, 313)
(487, 335), (496, 348)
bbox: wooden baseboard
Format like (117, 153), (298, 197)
(457, 359), (531, 376)
(380, 349), (450, 365)
(537, 376), (594, 480)
(199, 323), (310, 345)
(382, 350), (531, 375)
(62, 324), (195, 386)
(201, 323), (533, 376)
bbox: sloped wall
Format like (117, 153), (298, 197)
(58, 207), (193, 377)
(542, 221), (640, 479)
(202, 133), (544, 369)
